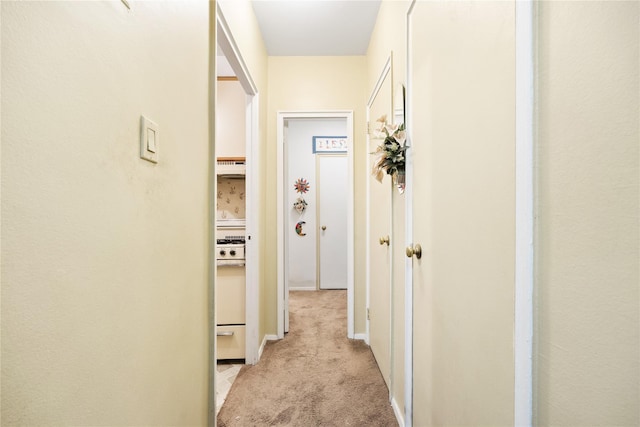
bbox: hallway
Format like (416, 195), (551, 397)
(217, 291), (398, 426)
(2, 1), (638, 425)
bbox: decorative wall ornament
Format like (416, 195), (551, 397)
(293, 197), (308, 214)
(295, 221), (307, 236)
(370, 114), (407, 193)
(294, 178), (310, 194)
(293, 179), (310, 236)
(312, 136), (348, 153)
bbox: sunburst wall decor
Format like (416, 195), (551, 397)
(294, 178), (310, 194)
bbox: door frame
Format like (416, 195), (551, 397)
(366, 54), (393, 347)
(276, 111), (355, 339)
(211, 8), (261, 425)
(404, 5), (415, 427)
(514, 1), (535, 424)
(365, 53), (394, 399)
(216, 0), (260, 366)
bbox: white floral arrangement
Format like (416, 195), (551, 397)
(371, 115), (407, 182)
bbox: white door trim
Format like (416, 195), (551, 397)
(514, 1), (535, 425)
(365, 54), (393, 346)
(405, 3), (416, 427)
(277, 111), (355, 339)
(208, 6), (216, 426)
(215, 1), (260, 366)
(243, 93), (260, 365)
(216, 4), (257, 95)
(365, 53), (394, 398)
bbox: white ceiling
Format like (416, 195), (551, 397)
(217, 0), (381, 76)
(251, 0), (382, 56)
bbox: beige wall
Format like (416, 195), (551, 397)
(267, 56), (367, 334)
(1, 2), (210, 425)
(536, 2), (640, 425)
(366, 0), (408, 89)
(366, 0), (411, 414)
(217, 0), (269, 343)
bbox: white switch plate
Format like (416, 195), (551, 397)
(140, 116), (158, 163)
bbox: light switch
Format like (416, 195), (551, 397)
(140, 116), (158, 163)
(147, 128), (156, 153)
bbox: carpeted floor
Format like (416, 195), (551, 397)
(217, 290), (398, 426)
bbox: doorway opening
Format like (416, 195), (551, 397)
(276, 111), (355, 339)
(215, 2), (259, 364)
(211, 2), (260, 420)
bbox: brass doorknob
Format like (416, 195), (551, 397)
(406, 244), (422, 259)
(379, 235), (390, 246)
(321, 226), (327, 231)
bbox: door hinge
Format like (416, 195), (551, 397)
(367, 308), (370, 320)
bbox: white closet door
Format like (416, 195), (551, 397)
(317, 154), (348, 290)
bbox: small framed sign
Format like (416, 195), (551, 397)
(312, 136), (348, 153)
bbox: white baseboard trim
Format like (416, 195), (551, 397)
(258, 335), (267, 360)
(391, 396), (405, 427)
(353, 333), (367, 341)
(288, 287), (317, 291)
(258, 334), (280, 361)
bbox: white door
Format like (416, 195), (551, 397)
(317, 154), (348, 290)
(408, 2), (517, 425)
(368, 161), (392, 389)
(367, 62), (393, 390)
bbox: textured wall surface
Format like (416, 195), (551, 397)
(1, 2), (210, 424)
(536, 2), (640, 425)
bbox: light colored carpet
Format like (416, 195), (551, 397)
(217, 290), (398, 426)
